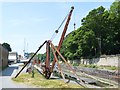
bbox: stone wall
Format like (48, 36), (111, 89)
(0, 44), (8, 71)
(72, 55), (120, 67)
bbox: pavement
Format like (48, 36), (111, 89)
(0, 63), (38, 89)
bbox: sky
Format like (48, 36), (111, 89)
(0, 1), (114, 56)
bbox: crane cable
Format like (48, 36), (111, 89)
(50, 14), (68, 41)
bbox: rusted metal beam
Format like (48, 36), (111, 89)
(15, 40), (47, 78)
(49, 41), (86, 87)
(50, 44), (65, 81)
(50, 6), (74, 73)
(44, 41), (51, 79)
(45, 41), (50, 69)
(57, 6), (74, 51)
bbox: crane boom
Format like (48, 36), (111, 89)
(50, 6), (74, 72)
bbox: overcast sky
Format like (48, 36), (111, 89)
(0, 1), (114, 56)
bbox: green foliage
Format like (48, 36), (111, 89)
(37, 47), (54, 62)
(37, 53), (46, 62)
(88, 64), (98, 68)
(99, 65), (118, 70)
(111, 66), (117, 70)
(80, 64), (98, 68)
(2, 42), (12, 52)
(73, 63), (79, 66)
(79, 64), (118, 70)
(61, 1), (120, 60)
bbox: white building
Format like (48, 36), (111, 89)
(8, 52), (18, 63)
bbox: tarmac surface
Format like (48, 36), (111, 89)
(0, 63), (37, 89)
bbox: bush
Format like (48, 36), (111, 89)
(105, 66), (118, 70)
(110, 66), (117, 70)
(88, 64), (98, 68)
(79, 64), (98, 68)
(73, 63), (79, 66)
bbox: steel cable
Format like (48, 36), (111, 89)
(50, 14), (68, 41)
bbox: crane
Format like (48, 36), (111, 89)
(44, 6), (74, 79)
(49, 6), (74, 76)
(14, 6), (86, 87)
(15, 6), (77, 79)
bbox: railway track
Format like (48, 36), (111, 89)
(34, 64), (119, 88)
(72, 65), (119, 83)
(60, 64), (119, 87)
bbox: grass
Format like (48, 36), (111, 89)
(12, 69), (83, 88)
(79, 64), (98, 68)
(79, 64), (118, 70)
(98, 66), (118, 70)
(73, 63), (79, 66)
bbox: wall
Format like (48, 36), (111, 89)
(72, 55), (120, 67)
(0, 44), (8, 71)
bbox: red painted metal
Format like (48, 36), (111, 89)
(38, 60), (40, 64)
(49, 41), (86, 87)
(50, 6), (74, 73)
(34, 60), (36, 64)
(50, 45), (65, 80)
(45, 41), (50, 69)
(44, 41), (51, 79)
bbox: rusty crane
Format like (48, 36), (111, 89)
(14, 6), (85, 87)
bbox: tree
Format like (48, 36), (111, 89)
(108, 1), (120, 54)
(61, 27), (97, 59)
(2, 43), (12, 52)
(61, 1), (120, 60)
(81, 6), (106, 55)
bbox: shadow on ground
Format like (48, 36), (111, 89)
(1, 66), (18, 76)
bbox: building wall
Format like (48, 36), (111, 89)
(0, 44), (8, 71)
